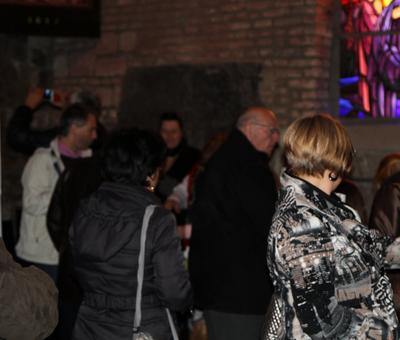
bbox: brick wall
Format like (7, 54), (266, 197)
(0, 0), (339, 228)
(53, 0), (337, 130)
(0, 35), (54, 222)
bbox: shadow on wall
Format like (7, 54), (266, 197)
(118, 63), (263, 148)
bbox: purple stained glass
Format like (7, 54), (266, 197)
(340, 0), (400, 118)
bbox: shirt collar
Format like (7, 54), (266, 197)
(58, 140), (82, 158)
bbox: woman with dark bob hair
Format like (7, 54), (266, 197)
(70, 128), (192, 340)
(266, 114), (400, 339)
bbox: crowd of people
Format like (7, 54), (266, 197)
(1, 87), (400, 340)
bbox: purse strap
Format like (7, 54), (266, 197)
(133, 205), (179, 340)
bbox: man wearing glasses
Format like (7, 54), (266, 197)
(189, 107), (280, 340)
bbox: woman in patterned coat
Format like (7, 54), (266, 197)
(267, 114), (399, 339)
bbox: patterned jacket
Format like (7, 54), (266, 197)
(267, 171), (399, 339)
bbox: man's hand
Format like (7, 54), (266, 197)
(25, 88), (44, 110)
(25, 87), (67, 110)
(164, 198), (181, 213)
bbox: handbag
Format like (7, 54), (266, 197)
(261, 293), (286, 340)
(132, 205), (179, 340)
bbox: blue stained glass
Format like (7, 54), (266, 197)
(340, 76), (359, 87)
(339, 98), (355, 116)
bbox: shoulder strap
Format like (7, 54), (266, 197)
(133, 205), (179, 340)
(133, 204), (157, 331)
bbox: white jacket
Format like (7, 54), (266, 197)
(16, 138), (91, 265)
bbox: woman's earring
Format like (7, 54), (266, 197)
(328, 172), (338, 182)
(146, 176), (156, 192)
(146, 176), (155, 192)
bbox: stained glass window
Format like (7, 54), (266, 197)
(341, 0), (400, 118)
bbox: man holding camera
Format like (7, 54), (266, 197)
(6, 87), (105, 155)
(6, 87), (63, 155)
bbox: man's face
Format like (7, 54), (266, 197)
(249, 115), (280, 156)
(160, 120), (183, 150)
(71, 114), (97, 151)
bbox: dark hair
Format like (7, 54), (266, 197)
(159, 112), (183, 130)
(69, 89), (101, 115)
(101, 128), (166, 186)
(59, 103), (96, 136)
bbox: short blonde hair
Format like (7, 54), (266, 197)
(284, 114), (353, 177)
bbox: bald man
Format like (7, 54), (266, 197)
(189, 107), (280, 340)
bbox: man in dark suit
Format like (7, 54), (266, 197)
(189, 107), (280, 340)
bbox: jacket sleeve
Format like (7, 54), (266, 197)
(21, 152), (55, 216)
(168, 175), (190, 210)
(6, 105), (58, 155)
(151, 210), (193, 311)
(47, 171), (69, 251)
(273, 224), (366, 339)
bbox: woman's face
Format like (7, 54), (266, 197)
(160, 120), (183, 150)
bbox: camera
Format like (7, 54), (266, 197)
(43, 89), (54, 101)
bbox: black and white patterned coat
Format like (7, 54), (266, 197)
(267, 171), (399, 339)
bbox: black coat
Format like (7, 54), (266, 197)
(47, 156), (102, 303)
(189, 129), (277, 315)
(6, 105), (59, 155)
(71, 182), (192, 340)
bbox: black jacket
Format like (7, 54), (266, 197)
(71, 182), (192, 340)
(7, 105), (59, 155)
(189, 129), (277, 314)
(47, 156), (102, 302)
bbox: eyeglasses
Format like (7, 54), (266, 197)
(251, 122), (280, 135)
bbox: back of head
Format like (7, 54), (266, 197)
(373, 153), (400, 191)
(69, 89), (101, 116)
(236, 107), (277, 130)
(59, 103), (96, 137)
(236, 107), (280, 156)
(101, 128), (166, 186)
(284, 113), (354, 177)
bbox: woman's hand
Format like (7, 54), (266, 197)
(385, 237), (400, 268)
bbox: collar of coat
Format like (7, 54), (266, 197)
(49, 138), (93, 174)
(228, 129), (271, 164)
(279, 170), (359, 224)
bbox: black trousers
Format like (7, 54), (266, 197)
(204, 310), (265, 340)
